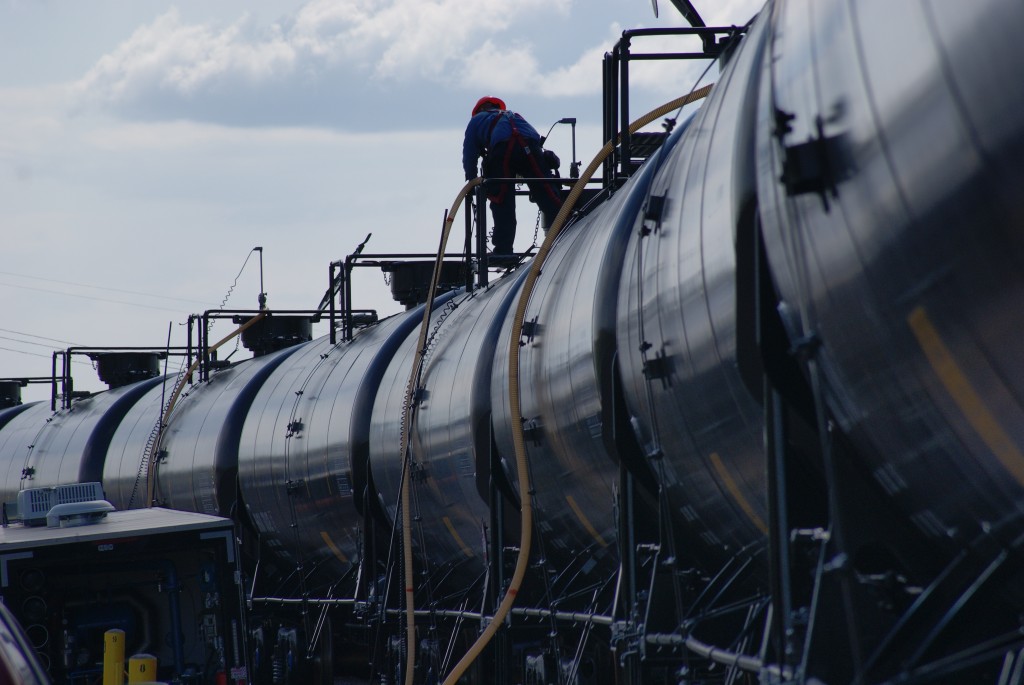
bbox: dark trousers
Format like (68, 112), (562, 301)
(483, 138), (563, 254)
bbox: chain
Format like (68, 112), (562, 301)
(419, 295), (463, 374)
(129, 355), (189, 509)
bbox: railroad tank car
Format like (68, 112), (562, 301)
(103, 347), (301, 515)
(236, 293), (458, 587)
(2, 0), (1024, 682)
(369, 270), (529, 591)
(759, 0), (1024, 564)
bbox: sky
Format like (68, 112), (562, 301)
(1, 0), (762, 403)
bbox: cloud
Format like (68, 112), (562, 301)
(0, 85), (70, 147)
(72, 0), (575, 129)
(457, 0), (765, 102)
(459, 40), (544, 96)
(67, 0), (764, 131)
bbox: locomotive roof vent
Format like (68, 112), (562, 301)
(45, 500), (115, 529)
(90, 352), (162, 389)
(13, 482), (112, 528)
(382, 261), (466, 309)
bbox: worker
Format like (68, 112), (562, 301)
(462, 96), (563, 258)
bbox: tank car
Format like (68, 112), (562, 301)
(2, 0), (1024, 683)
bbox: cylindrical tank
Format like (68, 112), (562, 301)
(152, 345), (300, 514)
(616, 8), (771, 576)
(369, 269), (528, 589)
(0, 379), (163, 505)
(237, 293), (458, 587)
(102, 377), (176, 510)
(483, 132), (682, 595)
(755, 0), (1024, 562)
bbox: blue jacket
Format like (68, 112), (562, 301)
(462, 110), (542, 180)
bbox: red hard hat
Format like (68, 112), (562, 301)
(472, 96), (506, 116)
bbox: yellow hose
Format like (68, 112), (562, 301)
(146, 312), (267, 508)
(442, 84), (713, 684)
(398, 179), (483, 685)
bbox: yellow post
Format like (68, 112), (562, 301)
(103, 629), (125, 685)
(127, 653), (158, 684)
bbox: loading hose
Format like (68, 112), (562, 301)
(397, 179), (483, 685)
(441, 83), (714, 684)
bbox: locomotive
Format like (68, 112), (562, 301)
(2, 0), (1024, 682)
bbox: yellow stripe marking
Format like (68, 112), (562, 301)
(320, 531), (349, 564)
(709, 452), (769, 534)
(908, 306), (1024, 486)
(565, 495), (609, 547)
(442, 516), (475, 558)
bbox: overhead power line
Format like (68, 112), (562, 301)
(0, 270), (207, 306)
(0, 280), (190, 313)
(0, 329), (81, 347)
(0, 334), (68, 350)
(0, 345), (91, 365)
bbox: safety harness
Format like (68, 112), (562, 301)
(486, 111), (534, 204)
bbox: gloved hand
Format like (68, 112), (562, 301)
(542, 149), (560, 171)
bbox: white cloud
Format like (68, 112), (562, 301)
(75, 10), (298, 104)
(459, 20), (731, 102)
(0, 85), (71, 147)
(72, 0), (574, 126)
(539, 42), (608, 97)
(79, 118), (412, 152)
(460, 40), (544, 96)
(536, 4), (763, 102)
(703, 0), (763, 25)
